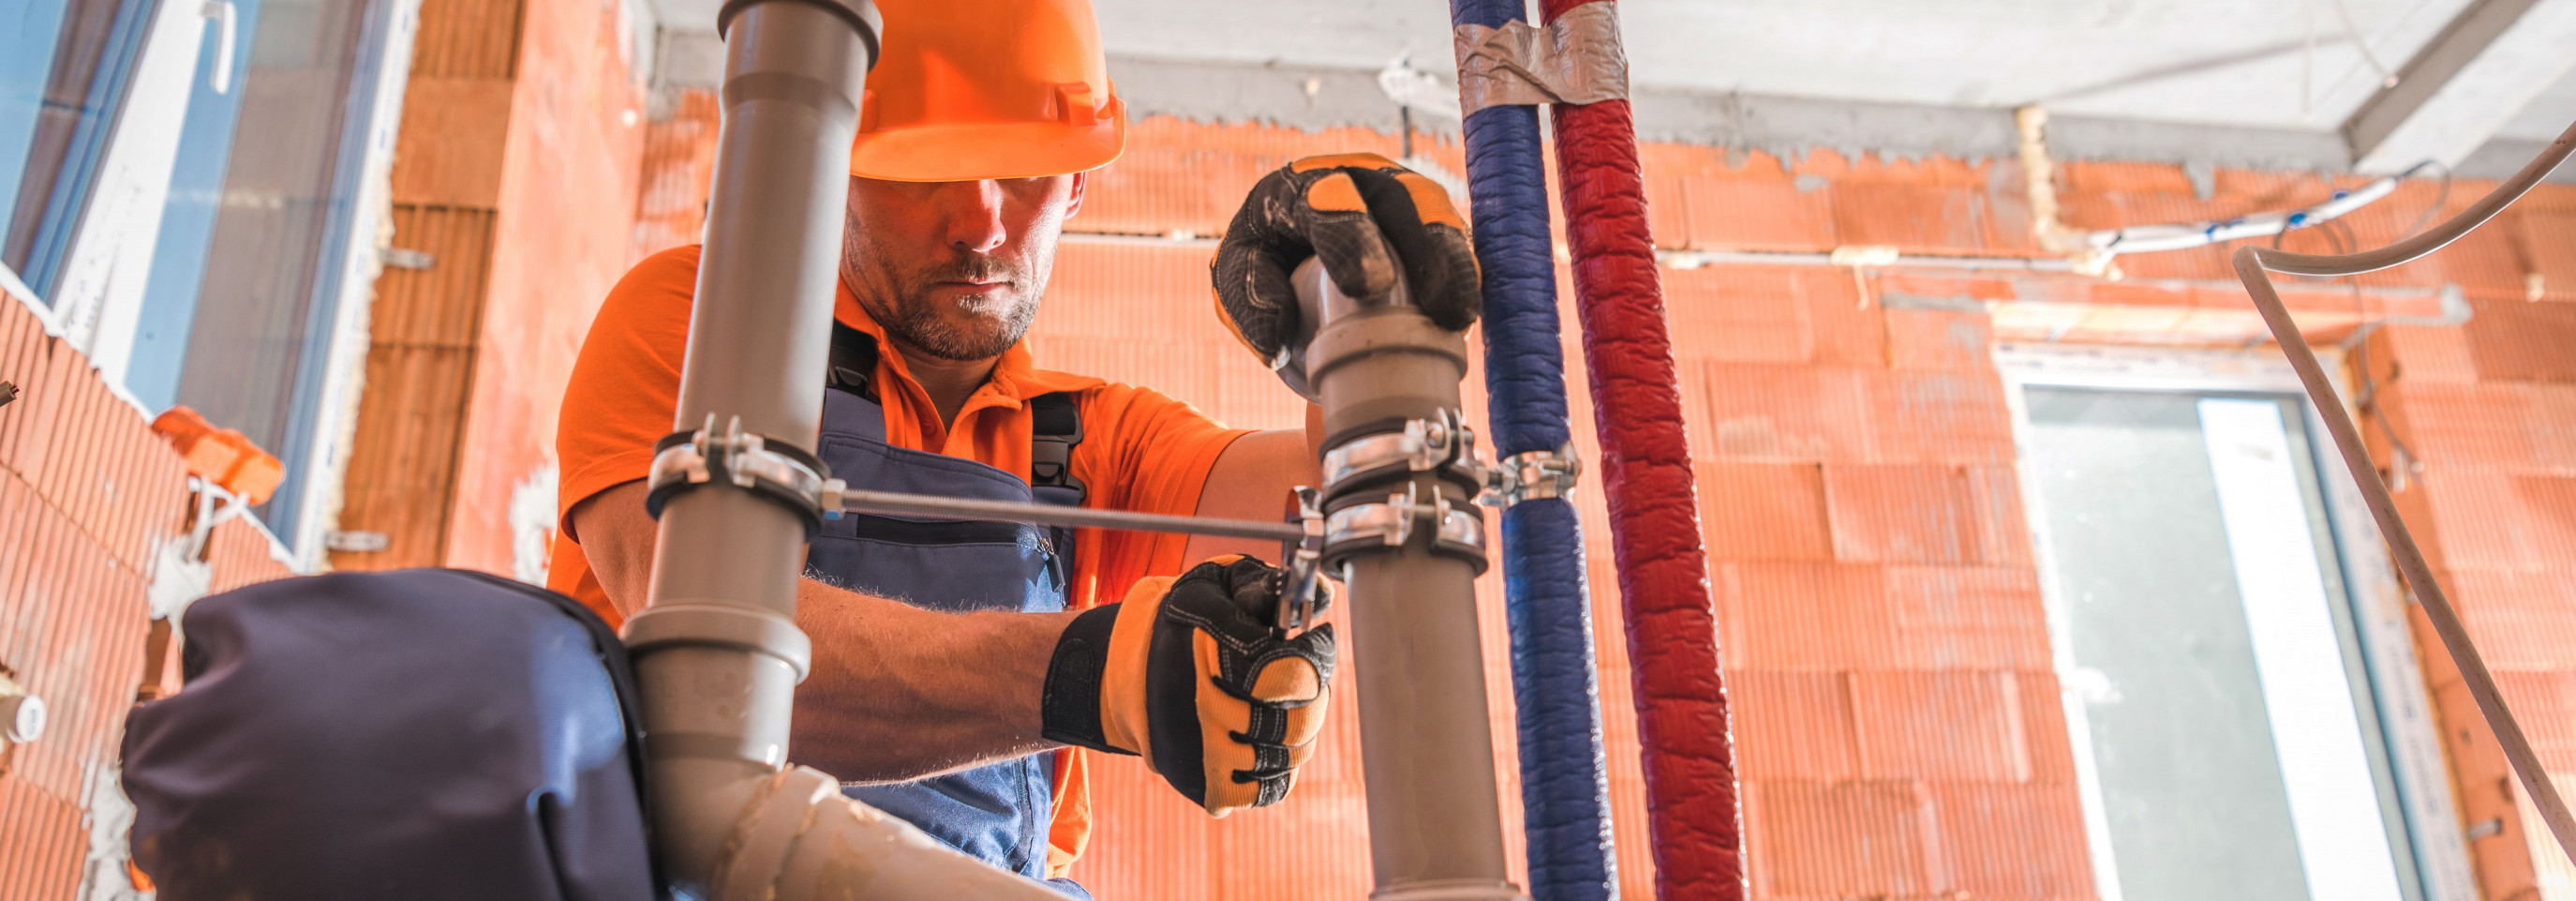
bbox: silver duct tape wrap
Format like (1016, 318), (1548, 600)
(1452, 3), (1629, 117)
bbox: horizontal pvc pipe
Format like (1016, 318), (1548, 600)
(2091, 173), (2404, 254)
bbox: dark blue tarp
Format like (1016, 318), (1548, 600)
(124, 568), (656, 901)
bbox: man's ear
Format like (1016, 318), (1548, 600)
(1065, 171), (1089, 219)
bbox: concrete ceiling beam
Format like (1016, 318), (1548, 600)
(2344, 0), (2576, 173)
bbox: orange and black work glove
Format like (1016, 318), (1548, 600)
(1040, 555), (1335, 815)
(1211, 153), (1480, 397)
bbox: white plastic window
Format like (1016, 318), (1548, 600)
(2002, 345), (2474, 901)
(4, 0), (410, 563)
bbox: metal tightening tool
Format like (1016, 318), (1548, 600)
(1275, 487), (1329, 633)
(648, 417), (1340, 635)
(832, 480), (1335, 635)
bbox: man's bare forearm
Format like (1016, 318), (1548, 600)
(569, 480), (1074, 783)
(789, 577), (1074, 781)
(1181, 405), (1326, 563)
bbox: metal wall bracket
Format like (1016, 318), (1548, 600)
(323, 530), (390, 552)
(1480, 443), (1582, 508)
(646, 414), (844, 536)
(177, 476), (245, 563)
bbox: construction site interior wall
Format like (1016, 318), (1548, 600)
(2, 4), (2574, 899)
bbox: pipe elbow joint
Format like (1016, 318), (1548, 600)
(657, 763), (1065, 901)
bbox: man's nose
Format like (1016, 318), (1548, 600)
(941, 179), (1008, 254)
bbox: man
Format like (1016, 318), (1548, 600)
(544, 0), (1479, 893)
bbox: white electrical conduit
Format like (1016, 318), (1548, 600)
(2236, 119), (2576, 865)
(2088, 162), (2429, 256)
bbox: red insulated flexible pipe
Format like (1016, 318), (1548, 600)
(1537, 1), (1745, 897)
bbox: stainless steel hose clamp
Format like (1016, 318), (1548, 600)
(1322, 408), (1487, 492)
(646, 413), (846, 536)
(1480, 443), (1582, 508)
(1321, 480), (1489, 575)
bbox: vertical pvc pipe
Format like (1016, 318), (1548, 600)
(627, 0), (871, 887)
(1445, 2), (1620, 899)
(1297, 262), (1524, 901)
(1536, 1), (1745, 898)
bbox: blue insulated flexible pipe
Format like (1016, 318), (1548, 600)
(1448, 1), (1619, 897)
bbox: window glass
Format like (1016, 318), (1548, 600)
(2023, 387), (2416, 901)
(134, 0), (394, 539)
(0, 0), (396, 546)
(0, 1), (78, 226)
(126, 0), (264, 412)
(0, 0), (156, 295)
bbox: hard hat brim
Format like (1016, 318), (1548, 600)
(849, 119), (1126, 183)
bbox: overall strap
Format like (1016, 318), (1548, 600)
(826, 321), (881, 403)
(1028, 392), (1085, 507)
(1028, 392), (1084, 576)
(823, 323), (1085, 549)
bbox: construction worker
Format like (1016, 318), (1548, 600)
(543, 0), (1479, 893)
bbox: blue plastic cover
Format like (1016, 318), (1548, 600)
(123, 568), (656, 901)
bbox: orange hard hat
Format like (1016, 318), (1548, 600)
(850, 0), (1125, 182)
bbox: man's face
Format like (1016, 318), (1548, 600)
(840, 173), (1086, 362)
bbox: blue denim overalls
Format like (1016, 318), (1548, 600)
(792, 324), (1088, 896)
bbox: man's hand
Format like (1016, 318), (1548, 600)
(1211, 153), (1479, 395)
(1040, 556), (1334, 815)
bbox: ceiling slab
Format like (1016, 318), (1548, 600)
(2497, 66), (2576, 140)
(1097, 0), (2476, 131)
(641, 0), (2572, 176)
(2345, 0), (2576, 171)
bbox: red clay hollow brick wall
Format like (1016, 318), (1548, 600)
(1035, 119), (2094, 901)
(2362, 183), (2576, 901)
(1046, 116), (2576, 901)
(572, 110), (2576, 900)
(0, 295), (293, 900)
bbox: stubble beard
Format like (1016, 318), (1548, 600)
(844, 229), (1051, 362)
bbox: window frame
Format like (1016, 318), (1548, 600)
(1995, 341), (2474, 901)
(2, 0), (421, 572)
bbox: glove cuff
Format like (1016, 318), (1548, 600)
(1039, 603), (1127, 755)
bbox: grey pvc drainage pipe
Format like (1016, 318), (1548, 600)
(620, 1), (1065, 897)
(1296, 260), (1527, 901)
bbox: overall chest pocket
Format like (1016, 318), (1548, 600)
(796, 419), (1066, 883)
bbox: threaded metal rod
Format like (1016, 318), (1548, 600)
(836, 488), (1304, 542)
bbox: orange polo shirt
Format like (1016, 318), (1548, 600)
(546, 244), (1250, 878)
